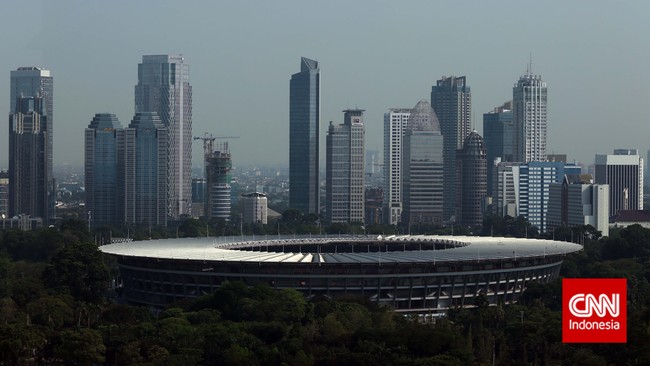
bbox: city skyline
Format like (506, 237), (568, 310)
(1, 1), (648, 170)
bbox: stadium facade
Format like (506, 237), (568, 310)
(101, 235), (581, 315)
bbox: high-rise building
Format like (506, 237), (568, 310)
(595, 150), (644, 218)
(84, 114), (124, 228)
(458, 131), (487, 227)
(289, 57), (320, 215)
(8, 96), (53, 221)
(241, 192), (268, 224)
(205, 143), (232, 220)
(326, 109), (365, 223)
(383, 108), (410, 225)
(0, 171), (8, 218)
(11, 67), (54, 179)
(483, 101), (514, 195)
(547, 174), (609, 237)
(494, 161), (581, 232)
(513, 70), (547, 162)
(431, 76), (471, 223)
(9, 68), (54, 222)
(403, 100), (444, 226)
(135, 54), (192, 220)
(123, 112), (168, 226)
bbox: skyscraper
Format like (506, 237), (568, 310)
(205, 143), (232, 220)
(326, 109), (365, 223)
(135, 54), (192, 220)
(8, 96), (53, 221)
(513, 70), (547, 162)
(85, 114), (124, 228)
(431, 76), (471, 222)
(595, 150), (644, 218)
(403, 100), (444, 226)
(383, 108), (410, 225)
(483, 101), (514, 196)
(241, 192), (268, 224)
(123, 112), (168, 226)
(9, 67), (54, 221)
(458, 131), (487, 227)
(289, 57), (320, 215)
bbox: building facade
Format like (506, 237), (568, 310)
(123, 112), (168, 226)
(547, 174), (609, 237)
(494, 161), (581, 232)
(483, 101), (514, 196)
(205, 143), (232, 220)
(458, 131), (487, 227)
(595, 150), (644, 219)
(241, 192), (268, 224)
(289, 57), (320, 215)
(431, 76), (471, 222)
(84, 113), (124, 228)
(135, 54), (192, 220)
(0, 171), (8, 218)
(383, 108), (410, 225)
(326, 109), (365, 223)
(513, 71), (547, 162)
(403, 100), (444, 226)
(8, 96), (53, 221)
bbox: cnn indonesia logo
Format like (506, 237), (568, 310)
(562, 278), (627, 343)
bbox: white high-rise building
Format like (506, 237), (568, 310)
(513, 70), (547, 162)
(383, 109), (410, 225)
(241, 192), (268, 224)
(595, 150), (644, 218)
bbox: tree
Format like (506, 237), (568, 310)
(53, 328), (106, 366)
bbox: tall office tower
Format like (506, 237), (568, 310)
(431, 76), (471, 222)
(241, 192), (268, 224)
(326, 109), (365, 223)
(84, 114), (124, 228)
(493, 162), (519, 217)
(205, 143), (232, 220)
(123, 112), (168, 226)
(547, 174), (609, 237)
(458, 131), (487, 227)
(595, 150), (644, 218)
(495, 161), (581, 232)
(289, 57), (320, 215)
(11, 68), (54, 180)
(513, 69), (547, 162)
(383, 108), (410, 225)
(8, 96), (52, 220)
(135, 54), (192, 220)
(403, 100), (444, 226)
(483, 101), (514, 196)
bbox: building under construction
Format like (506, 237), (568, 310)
(205, 142), (232, 220)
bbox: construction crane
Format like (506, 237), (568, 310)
(193, 132), (240, 159)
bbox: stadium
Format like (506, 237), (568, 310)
(100, 235), (582, 315)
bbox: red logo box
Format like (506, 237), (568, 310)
(562, 278), (627, 343)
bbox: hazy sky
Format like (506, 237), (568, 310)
(1, 1), (649, 171)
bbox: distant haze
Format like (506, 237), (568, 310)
(1, 1), (649, 170)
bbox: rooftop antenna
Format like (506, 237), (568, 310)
(527, 52), (533, 75)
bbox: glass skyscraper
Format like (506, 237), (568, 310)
(135, 54), (192, 220)
(123, 112), (168, 226)
(85, 114), (124, 228)
(483, 101), (514, 196)
(431, 76), (471, 223)
(458, 131), (487, 227)
(289, 57), (320, 215)
(9, 67), (54, 222)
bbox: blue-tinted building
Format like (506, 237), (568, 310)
(84, 114), (124, 228)
(289, 57), (320, 215)
(123, 112), (168, 226)
(459, 131), (487, 228)
(483, 102), (514, 196)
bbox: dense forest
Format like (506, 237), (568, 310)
(1, 218), (650, 365)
